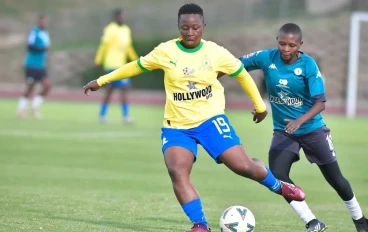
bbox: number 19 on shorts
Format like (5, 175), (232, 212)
(212, 117), (230, 134)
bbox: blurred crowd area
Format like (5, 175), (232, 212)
(1, 0), (368, 105)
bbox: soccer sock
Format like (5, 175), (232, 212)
(99, 103), (108, 118)
(31, 95), (44, 109)
(259, 167), (281, 192)
(17, 97), (28, 111)
(344, 195), (363, 220)
(290, 201), (316, 224)
(182, 199), (208, 228)
(122, 103), (129, 118)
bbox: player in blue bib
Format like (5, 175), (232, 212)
(17, 15), (51, 119)
(237, 23), (368, 232)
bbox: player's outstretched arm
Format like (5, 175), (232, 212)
(234, 69), (267, 123)
(83, 60), (143, 95)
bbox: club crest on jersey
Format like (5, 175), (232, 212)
(294, 68), (302, 76)
(198, 56), (213, 71)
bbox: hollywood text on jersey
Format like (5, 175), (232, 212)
(173, 86), (213, 101)
(269, 95), (304, 107)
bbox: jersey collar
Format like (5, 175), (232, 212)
(176, 39), (204, 53)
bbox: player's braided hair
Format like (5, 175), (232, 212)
(279, 23), (303, 39)
(178, 3), (204, 21)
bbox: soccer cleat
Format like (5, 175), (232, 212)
(16, 110), (26, 118)
(306, 219), (328, 232)
(99, 117), (107, 124)
(123, 117), (135, 124)
(353, 216), (368, 232)
(277, 181), (306, 201)
(31, 109), (43, 120)
(185, 224), (211, 232)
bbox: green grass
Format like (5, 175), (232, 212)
(0, 99), (367, 232)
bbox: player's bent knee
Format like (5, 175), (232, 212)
(166, 166), (192, 184)
(219, 147), (253, 177)
(225, 160), (254, 178)
(251, 158), (265, 167)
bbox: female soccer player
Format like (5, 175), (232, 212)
(237, 23), (368, 232)
(17, 15), (51, 119)
(94, 9), (138, 124)
(83, 5), (305, 232)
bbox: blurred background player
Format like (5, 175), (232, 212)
(17, 14), (51, 119)
(94, 8), (138, 124)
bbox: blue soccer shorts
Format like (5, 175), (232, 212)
(161, 114), (241, 163)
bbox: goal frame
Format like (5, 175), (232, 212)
(346, 11), (368, 118)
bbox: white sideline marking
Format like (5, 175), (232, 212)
(0, 130), (149, 139)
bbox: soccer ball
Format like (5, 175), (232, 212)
(219, 205), (255, 232)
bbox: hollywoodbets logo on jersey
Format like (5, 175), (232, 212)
(173, 81), (213, 101)
(269, 91), (303, 107)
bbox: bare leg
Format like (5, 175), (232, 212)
(218, 145), (305, 202)
(17, 82), (35, 118)
(119, 85), (133, 123)
(31, 78), (51, 119)
(164, 146), (209, 231)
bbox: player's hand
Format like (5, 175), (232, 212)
(284, 119), (302, 134)
(251, 109), (268, 123)
(83, 80), (100, 96)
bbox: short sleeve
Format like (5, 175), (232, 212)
(137, 44), (165, 72)
(27, 30), (37, 45)
(216, 46), (244, 77)
(306, 58), (326, 99)
(240, 49), (270, 72)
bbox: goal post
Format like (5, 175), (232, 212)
(346, 11), (368, 118)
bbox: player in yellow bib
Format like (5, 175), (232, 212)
(94, 9), (138, 124)
(83, 4), (305, 232)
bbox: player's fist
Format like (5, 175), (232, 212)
(83, 80), (100, 96)
(251, 109), (268, 123)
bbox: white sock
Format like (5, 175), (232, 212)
(344, 195), (363, 220)
(17, 97), (28, 111)
(290, 201), (316, 224)
(31, 96), (44, 109)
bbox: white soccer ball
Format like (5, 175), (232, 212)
(219, 205), (255, 232)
